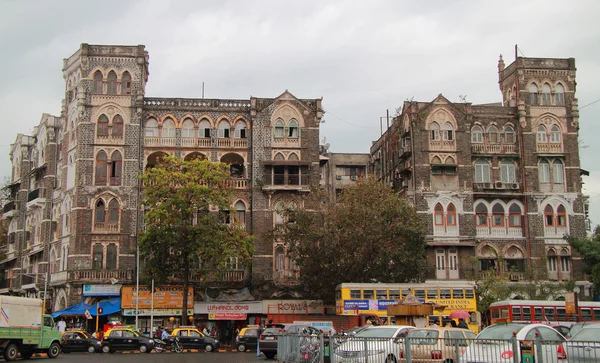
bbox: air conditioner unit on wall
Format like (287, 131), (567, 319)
(350, 176), (357, 181)
(336, 175), (342, 180)
(495, 181), (505, 189)
(509, 183), (520, 190)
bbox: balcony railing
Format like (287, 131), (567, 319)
(27, 188), (43, 202)
(433, 225), (459, 237)
(144, 136), (160, 146)
(262, 174), (312, 189)
(226, 179), (248, 189)
(94, 222), (119, 232)
(70, 269), (133, 281)
(216, 138), (248, 148)
(272, 138), (300, 147)
(189, 269), (246, 283)
(471, 143), (517, 154)
(160, 137), (176, 146)
(3, 201), (15, 214)
(429, 140), (456, 151)
(476, 226), (523, 238)
(544, 226), (568, 239)
(536, 142), (563, 153)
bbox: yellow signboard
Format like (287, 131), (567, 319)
(121, 286), (194, 309)
(565, 292), (575, 314)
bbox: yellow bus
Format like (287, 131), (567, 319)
(335, 282), (480, 332)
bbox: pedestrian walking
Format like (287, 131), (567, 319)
(257, 323), (264, 357)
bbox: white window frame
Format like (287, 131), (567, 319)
(500, 161), (516, 183)
(475, 160), (491, 183)
(552, 159), (564, 184)
(539, 160), (551, 183)
(471, 125), (483, 143)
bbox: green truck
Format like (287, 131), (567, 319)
(0, 296), (63, 360)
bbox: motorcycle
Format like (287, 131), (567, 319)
(153, 337), (183, 353)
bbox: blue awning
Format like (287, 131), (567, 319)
(52, 298), (121, 318)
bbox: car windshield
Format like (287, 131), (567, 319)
(571, 327), (600, 342)
(356, 328), (399, 338)
(408, 330), (439, 344)
(570, 323), (600, 337)
(476, 325), (526, 340)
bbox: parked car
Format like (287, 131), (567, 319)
(404, 327), (477, 362)
(60, 330), (102, 353)
(170, 326), (219, 352)
(463, 323), (567, 363)
(569, 321), (600, 338)
(332, 325), (414, 363)
(259, 325), (286, 359)
(566, 325), (600, 362)
(101, 327), (155, 353)
(236, 326), (259, 352)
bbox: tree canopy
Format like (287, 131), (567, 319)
(139, 156), (254, 322)
(569, 226), (600, 296)
(274, 177), (426, 303)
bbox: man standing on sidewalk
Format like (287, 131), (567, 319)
(256, 323), (264, 357)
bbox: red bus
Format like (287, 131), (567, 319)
(490, 300), (600, 326)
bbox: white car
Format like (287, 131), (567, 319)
(464, 323), (568, 363)
(332, 325), (414, 363)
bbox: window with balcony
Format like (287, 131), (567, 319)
(474, 159), (491, 183)
(274, 201), (285, 225)
(487, 125), (500, 144)
(442, 122), (454, 141)
(509, 204), (522, 227)
(529, 83), (539, 105)
(537, 125), (548, 143)
(544, 205), (554, 226)
(199, 119), (211, 138)
(553, 159), (564, 184)
(430, 122), (440, 141)
(492, 203), (504, 227)
(218, 120), (230, 138)
(550, 125), (561, 143)
(557, 205), (566, 227)
(95, 200), (106, 224)
(433, 202), (458, 235)
(162, 118), (175, 137)
(109, 199), (119, 227)
(97, 115), (109, 137)
(144, 118), (159, 137)
(274, 119), (285, 138)
(109, 151), (122, 185)
(95, 151), (107, 185)
(112, 115), (123, 137)
(181, 119), (195, 138)
(234, 120), (247, 138)
(106, 244), (117, 269)
(555, 84), (565, 105)
(107, 71), (117, 94)
(446, 204), (456, 226)
(504, 125), (515, 144)
(93, 244), (103, 269)
(121, 71), (132, 95)
(471, 125), (483, 143)
(93, 71), (103, 94)
(434, 203), (444, 226)
(541, 83), (552, 105)
(275, 246), (285, 279)
(539, 159), (550, 183)
(475, 203), (488, 226)
(288, 119), (299, 138)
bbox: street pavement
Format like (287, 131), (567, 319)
(27, 350), (268, 362)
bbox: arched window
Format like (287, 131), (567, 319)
(475, 203), (488, 226)
(274, 119), (285, 138)
(97, 115), (109, 137)
(541, 83), (552, 105)
(95, 200), (106, 223)
(446, 204), (456, 226)
(431, 156), (442, 175)
(235, 201), (246, 224)
(544, 205), (554, 226)
(234, 120), (247, 138)
(555, 84), (565, 105)
(487, 125), (500, 144)
(504, 125), (515, 144)
(274, 153), (285, 161)
(181, 119), (195, 138)
(93, 71), (103, 93)
(288, 153), (299, 161)
(95, 151), (107, 185)
(550, 125), (561, 143)
(492, 204), (505, 227)
(434, 203), (444, 226)
(539, 159), (550, 183)
(112, 115), (123, 137)
(93, 244), (103, 270)
(537, 125), (548, 143)
(288, 119), (299, 138)
(475, 159), (491, 183)
(110, 151), (122, 185)
(557, 205), (567, 227)
(274, 201), (285, 224)
(529, 83), (539, 105)
(500, 160), (516, 183)
(144, 118), (158, 137)
(162, 118), (175, 137)
(553, 159), (564, 184)
(442, 122), (454, 141)
(107, 71), (117, 94)
(430, 122), (440, 141)
(509, 204), (522, 227)
(106, 244), (117, 269)
(199, 119), (211, 138)
(275, 246), (285, 277)
(108, 199), (119, 225)
(121, 71), (131, 95)
(471, 125), (483, 143)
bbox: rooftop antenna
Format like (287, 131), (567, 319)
(459, 95), (468, 103)
(202, 82), (205, 99)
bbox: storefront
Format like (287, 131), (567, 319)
(194, 301), (263, 344)
(121, 285), (194, 335)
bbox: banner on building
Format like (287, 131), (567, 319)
(209, 313), (247, 320)
(195, 301), (263, 314)
(121, 286), (194, 309)
(83, 284), (121, 297)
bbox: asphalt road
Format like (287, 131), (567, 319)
(25, 351), (268, 363)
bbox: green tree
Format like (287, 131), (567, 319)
(274, 177), (426, 303)
(140, 156), (254, 322)
(569, 226), (600, 296)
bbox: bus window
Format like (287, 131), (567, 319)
(427, 289), (438, 299)
(452, 289), (464, 298)
(593, 309), (600, 320)
(414, 289), (425, 299)
(512, 307), (521, 320)
(501, 308), (509, 319)
(556, 308), (567, 321)
(364, 290), (374, 299)
(376, 289), (387, 299)
(440, 289), (450, 298)
(492, 308), (500, 320)
(522, 307), (532, 321)
(581, 308), (592, 321)
(389, 289), (400, 300)
(544, 307), (555, 321)
(402, 289), (409, 298)
(534, 307), (543, 321)
(465, 289), (474, 298)
(350, 289), (361, 298)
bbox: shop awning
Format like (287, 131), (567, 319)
(51, 297), (121, 318)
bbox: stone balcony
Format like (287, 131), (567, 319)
(69, 269), (133, 283)
(536, 142), (563, 153)
(471, 143), (517, 154)
(429, 140), (456, 151)
(476, 226), (523, 238)
(433, 225), (459, 237)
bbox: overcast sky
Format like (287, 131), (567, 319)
(0, 0), (599, 227)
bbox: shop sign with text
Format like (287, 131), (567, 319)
(209, 313), (247, 320)
(263, 300), (323, 314)
(122, 308), (194, 316)
(83, 284), (121, 296)
(121, 286), (193, 309)
(195, 301), (262, 314)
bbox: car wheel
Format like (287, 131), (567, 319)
(4, 344), (18, 361)
(87, 345), (96, 353)
(264, 352), (275, 359)
(443, 360), (454, 363)
(237, 344), (246, 352)
(20, 350), (33, 360)
(47, 342), (61, 358)
(385, 354), (398, 363)
(102, 345), (111, 353)
(205, 344), (214, 352)
(139, 344), (148, 353)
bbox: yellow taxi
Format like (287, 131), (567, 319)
(102, 326), (155, 353)
(170, 326), (220, 352)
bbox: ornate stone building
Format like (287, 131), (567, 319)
(0, 44), (323, 310)
(370, 55), (592, 296)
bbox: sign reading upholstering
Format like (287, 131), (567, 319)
(121, 286), (194, 309)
